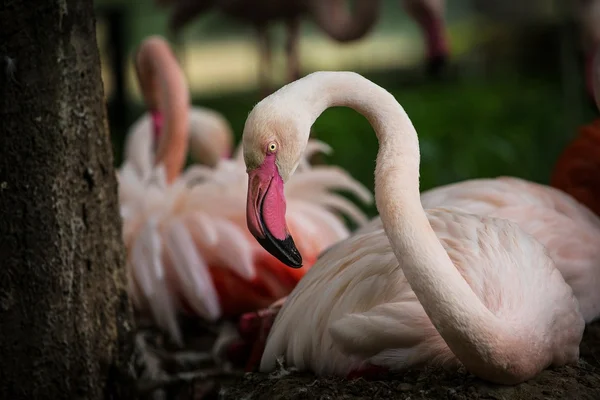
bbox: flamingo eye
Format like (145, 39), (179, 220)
(267, 142), (277, 153)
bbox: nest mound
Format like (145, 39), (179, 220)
(220, 323), (600, 400)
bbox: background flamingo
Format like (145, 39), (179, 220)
(156, 0), (380, 95)
(118, 37), (373, 344)
(155, 0), (450, 95)
(242, 71), (583, 384)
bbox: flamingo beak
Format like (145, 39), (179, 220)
(246, 156), (302, 268)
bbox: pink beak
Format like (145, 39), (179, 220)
(246, 154), (302, 268)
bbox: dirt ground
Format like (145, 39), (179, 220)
(220, 322), (600, 400)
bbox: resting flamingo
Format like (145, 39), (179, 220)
(241, 71), (583, 384)
(232, 49), (600, 370)
(117, 38), (373, 344)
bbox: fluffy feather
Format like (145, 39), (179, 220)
(262, 209), (581, 377)
(354, 176), (600, 323)
(118, 139), (372, 342)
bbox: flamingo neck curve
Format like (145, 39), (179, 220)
(257, 70), (517, 381)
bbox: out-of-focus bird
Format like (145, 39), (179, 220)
(241, 71), (583, 383)
(155, 0), (381, 96)
(119, 35), (232, 205)
(123, 35), (232, 174)
(551, 47), (600, 215)
(117, 38), (373, 344)
(156, 0), (451, 95)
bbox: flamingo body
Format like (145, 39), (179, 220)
(262, 209), (581, 378)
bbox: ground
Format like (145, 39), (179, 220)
(220, 322), (600, 400)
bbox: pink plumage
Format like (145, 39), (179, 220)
(241, 71), (584, 384)
(117, 37), (372, 343)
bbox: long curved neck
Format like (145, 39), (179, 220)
(309, 0), (381, 42)
(135, 37), (190, 183)
(284, 71), (508, 378)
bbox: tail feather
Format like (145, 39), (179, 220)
(212, 219), (256, 280)
(163, 219), (221, 321)
(131, 217), (182, 344)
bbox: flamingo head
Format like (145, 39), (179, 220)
(242, 102), (310, 269)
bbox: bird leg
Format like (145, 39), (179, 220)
(401, 0), (449, 77)
(285, 16), (302, 84)
(256, 24), (273, 98)
(224, 302), (284, 371)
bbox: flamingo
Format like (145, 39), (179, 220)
(117, 38), (373, 344)
(119, 35), (233, 207)
(157, 0), (450, 95)
(156, 0), (380, 96)
(122, 36), (233, 178)
(237, 172), (600, 365)
(233, 47), (600, 372)
(241, 71), (583, 384)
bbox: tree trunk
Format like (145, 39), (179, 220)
(0, 1), (135, 398)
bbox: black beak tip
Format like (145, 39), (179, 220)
(258, 231), (303, 269)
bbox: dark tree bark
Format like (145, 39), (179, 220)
(0, 0), (135, 398)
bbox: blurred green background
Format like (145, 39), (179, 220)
(95, 0), (598, 218)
